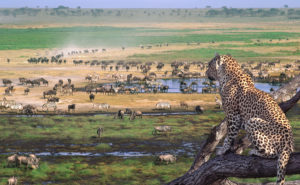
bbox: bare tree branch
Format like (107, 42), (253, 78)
(167, 153), (300, 185)
(188, 119), (227, 173)
(279, 90), (300, 113)
(270, 74), (300, 103)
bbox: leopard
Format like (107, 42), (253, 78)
(206, 54), (294, 185)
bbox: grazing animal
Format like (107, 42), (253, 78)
(157, 154), (176, 164)
(152, 126), (172, 135)
(23, 104), (36, 115)
(24, 88), (30, 95)
(10, 104), (23, 112)
(195, 105), (204, 114)
(93, 103), (110, 111)
(8, 176), (17, 185)
(114, 110), (124, 119)
(47, 97), (59, 103)
(7, 154), (18, 167)
(2, 79), (12, 86)
(28, 154), (40, 164)
(89, 93), (95, 102)
(43, 90), (57, 99)
(206, 54), (294, 185)
(180, 101), (188, 110)
(17, 155), (39, 169)
(215, 96), (222, 109)
(5, 86), (14, 95)
(97, 127), (104, 138)
(42, 102), (57, 112)
(156, 102), (171, 110)
(68, 104), (76, 112)
(129, 110), (143, 120)
(19, 77), (27, 85)
(2, 99), (16, 109)
(125, 108), (132, 115)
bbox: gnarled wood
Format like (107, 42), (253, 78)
(167, 153), (300, 185)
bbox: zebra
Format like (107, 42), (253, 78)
(93, 103), (110, 111)
(10, 104), (23, 112)
(42, 102), (57, 112)
(156, 102), (171, 110)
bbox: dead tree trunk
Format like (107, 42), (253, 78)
(167, 75), (300, 185)
(169, 153), (300, 185)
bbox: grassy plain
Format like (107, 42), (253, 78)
(0, 103), (299, 184)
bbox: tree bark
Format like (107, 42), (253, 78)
(167, 76), (300, 185)
(167, 153), (300, 185)
(271, 74), (300, 103)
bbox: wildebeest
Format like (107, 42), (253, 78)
(42, 102), (57, 112)
(152, 126), (172, 135)
(89, 93), (95, 102)
(2, 79), (12, 86)
(7, 154), (18, 167)
(68, 104), (76, 112)
(97, 127), (104, 138)
(37, 78), (48, 86)
(47, 97), (59, 103)
(43, 90), (57, 99)
(156, 102), (171, 110)
(19, 77), (27, 85)
(157, 154), (176, 164)
(180, 101), (188, 110)
(32, 79), (40, 86)
(93, 103), (110, 111)
(125, 108), (132, 115)
(5, 86), (14, 95)
(24, 88), (30, 95)
(114, 110), (124, 119)
(129, 110), (143, 120)
(8, 176), (17, 185)
(23, 104), (37, 115)
(195, 105), (204, 114)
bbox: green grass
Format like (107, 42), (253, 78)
(0, 105), (299, 184)
(130, 47), (271, 61)
(0, 156), (193, 185)
(220, 41), (300, 48)
(0, 26), (299, 50)
(0, 113), (224, 144)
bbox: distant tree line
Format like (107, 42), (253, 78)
(0, 6), (299, 19)
(205, 7), (300, 19)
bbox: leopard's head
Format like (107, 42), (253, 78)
(206, 54), (223, 81)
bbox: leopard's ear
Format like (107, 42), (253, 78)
(215, 54), (222, 67)
(215, 52), (220, 58)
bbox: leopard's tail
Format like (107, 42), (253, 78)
(276, 149), (292, 185)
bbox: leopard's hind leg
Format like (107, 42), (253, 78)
(245, 117), (292, 185)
